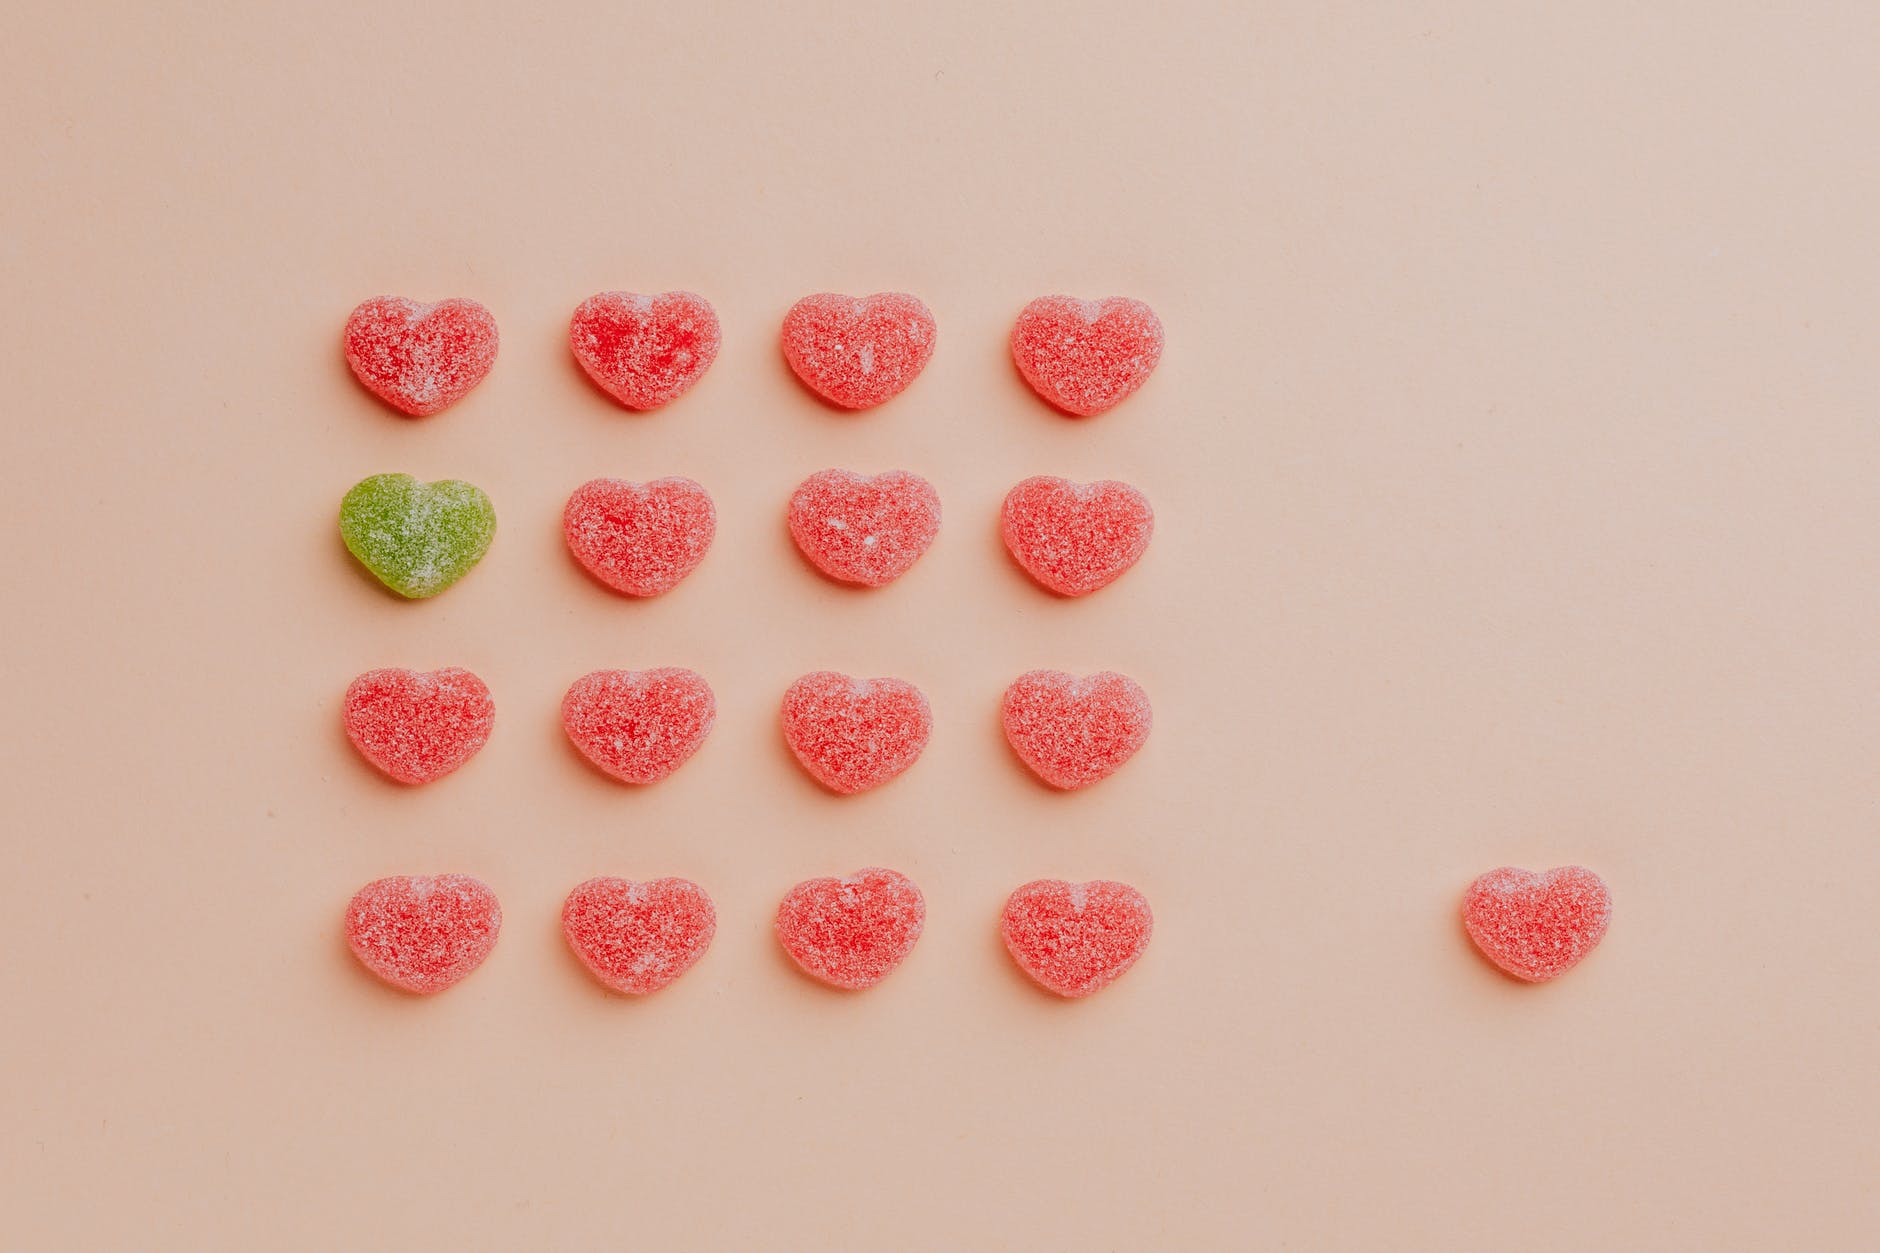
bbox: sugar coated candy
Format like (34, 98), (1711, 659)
(562, 668), (715, 785)
(775, 868), (925, 989)
(570, 291), (720, 410)
(1011, 296), (1162, 417)
(1001, 880), (1153, 998)
(782, 292), (936, 410)
(1001, 476), (1153, 597)
(563, 476), (716, 597)
(787, 469), (940, 587)
(1002, 670), (1151, 790)
(344, 296), (498, 417)
(345, 874), (501, 995)
(340, 473), (495, 599)
(782, 671), (931, 795)
(562, 877), (716, 995)
(1463, 866), (1611, 983)
(343, 667), (494, 785)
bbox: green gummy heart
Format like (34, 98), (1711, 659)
(340, 473), (495, 599)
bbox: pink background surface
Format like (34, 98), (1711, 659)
(4, 3), (1876, 1248)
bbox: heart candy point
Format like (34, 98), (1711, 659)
(345, 874), (502, 994)
(1463, 866), (1611, 983)
(781, 671), (932, 794)
(1002, 669), (1152, 790)
(775, 867), (926, 989)
(563, 476), (716, 597)
(1002, 475), (1153, 596)
(562, 877), (716, 995)
(1011, 295), (1162, 417)
(344, 296), (498, 417)
(343, 667), (494, 785)
(787, 469), (940, 587)
(570, 290), (720, 410)
(340, 473), (496, 599)
(1001, 879), (1153, 997)
(782, 292), (936, 410)
(562, 668), (716, 785)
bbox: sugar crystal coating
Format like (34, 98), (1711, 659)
(569, 291), (720, 410)
(344, 296), (498, 417)
(1002, 670), (1152, 790)
(562, 668), (715, 785)
(1002, 476), (1153, 596)
(344, 874), (501, 995)
(1001, 880), (1153, 998)
(782, 292), (936, 410)
(340, 473), (495, 599)
(781, 671), (931, 794)
(563, 476), (716, 597)
(787, 469), (940, 587)
(1011, 296), (1162, 417)
(562, 877), (716, 995)
(343, 667), (494, 785)
(1463, 866), (1611, 983)
(774, 868), (925, 989)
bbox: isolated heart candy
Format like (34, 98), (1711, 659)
(340, 473), (495, 599)
(1001, 476), (1154, 597)
(562, 877), (716, 995)
(344, 296), (499, 417)
(1463, 866), (1611, 983)
(1011, 295), (1163, 417)
(562, 668), (715, 785)
(1001, 879), (1154, 998)
(781, 671), (931, 794)
(569, 290), (720, 410)
(787, 469), (940, 587)
(343, 667), (494, 785)
(345, 874), (502, 994)
(782, 292), (936, 410)
(563, 476), (716, 597)
(774, 867), (925, 989)
(1002, 670), (1152, 790)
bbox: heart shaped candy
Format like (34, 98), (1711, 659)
(562, 877), (716, 995)
(1002, 476), (1154, 597)
(1001, 879), (1154, 998)
(787, 469), (940, 587)
(562, 668), (716, 785)
(343, 667), (494, 785)
(344, 296), (498, 416)
(1011, 296), (1162, 417)
(1002, 670), (1152, 790)
(569, 291), (720, 410)
(345, 874), (502, 994)
(1463, 866), (1611, 983)
(340, 473), (495, 599)
(563, 477), (716, 597)
(781, 671), (931, 795)
(782, 292), (936, 410)
(775, 868), (925, 989)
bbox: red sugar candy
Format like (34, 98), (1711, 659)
(787, 469), (940, 587)
(343, 296), (498, 417)
(1463, 866), (1611, 983)
(1001, 880), (1154, 998)
(342, 667), (495, 785)
(782, 671), (932, 795)
(782, 292), (936, 410)
(562, 877), (716, 995)
(775, 868), (925, 990)
(563, 476), (716, 597)
(562, 668), (716, 785)
(1002, 476), (1154, 597)
(569, 291), (720, 410)
(345, 874), (501, 995)
(1002, 670), (1152, 790)
(1011, 296), (1163, 417)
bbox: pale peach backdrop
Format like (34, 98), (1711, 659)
(3, 3), (1876, 1249)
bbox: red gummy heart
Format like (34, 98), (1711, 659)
(343, 667), (494, 785)
(1001, 879), (1154, 998)
(781, 671), (932, 795)
(563, 477), (716, 597)
(1001, 476), (1154, 597)
(1463, 866), (1611, 983)
(787, 469), (940, 587)
(569, 290), (720, 410)
(1011, 295), (1163, 417)
(345, 874), (502, 995)
(1002, 670), (1152, 790)
(775, 867), (925, 989)
(782, 292), (936, 410)
(343, 296), (498, 417)
(562, 877), (716, 995)
(562, 668), (715, 785)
